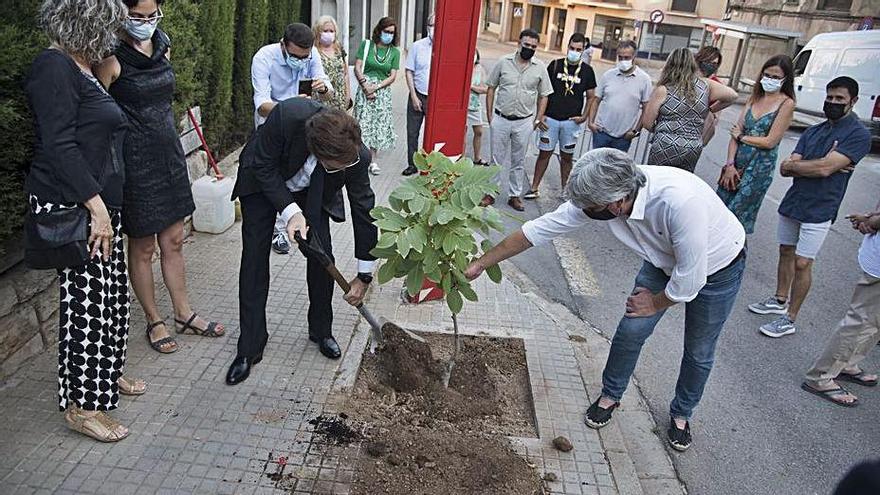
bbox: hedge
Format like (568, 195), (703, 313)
(0, 0), (303, 251)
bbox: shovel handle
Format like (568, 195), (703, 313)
(324, 263), (351, 293)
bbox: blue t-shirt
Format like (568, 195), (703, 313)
(778, 113), (871, 224)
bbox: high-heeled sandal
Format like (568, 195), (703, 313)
(64, 406), (129, 443)
(118, 376), (147, 396)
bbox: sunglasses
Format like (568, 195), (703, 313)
(322, 156), (360, 174)
(127, 8), (163, 26)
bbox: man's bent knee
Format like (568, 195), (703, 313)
(794, 256), (814, 271)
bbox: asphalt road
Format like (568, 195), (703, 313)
(474, 41), (880, 495)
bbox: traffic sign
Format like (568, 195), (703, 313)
(650, 9), (664, 25)
(858, 16), (874, 31)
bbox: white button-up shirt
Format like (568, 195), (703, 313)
(279, 155), (376, 273)
(521, 166), (745, 302)
(405, 37), (432, 95)
(251, 43), (332, 127)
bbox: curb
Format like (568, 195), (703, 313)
(502, 263), (687, 495)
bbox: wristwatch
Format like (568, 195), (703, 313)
(356, 272), (373, 284)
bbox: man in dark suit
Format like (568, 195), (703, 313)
(226, 98), (378, 385)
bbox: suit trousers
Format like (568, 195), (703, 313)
(237, 191), (335, 358)
(407, 92), (428, 169)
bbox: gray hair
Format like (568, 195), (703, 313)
(564, 148), (646, 208)
(40, 0), (128, 64)
(618, 40), (638, 53)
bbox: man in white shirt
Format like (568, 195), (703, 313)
(587, 40), (652, 152)
(403, 15), (434, 176)
(465, 148), (746, 452)
(251, 22), (333, 255)
(802, 201), (880, 406)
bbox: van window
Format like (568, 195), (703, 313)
(838, 49), (880, 84)
(793, 50), (811, 77)
(807, 50), (839, 78)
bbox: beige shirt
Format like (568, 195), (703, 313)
(487, 53), (553, 118)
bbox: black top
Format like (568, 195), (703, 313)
(545, 58), (597, 121)
(110, 29), (196, 237)
(233, 98), (377, 261)
(25, 49), (127, 208)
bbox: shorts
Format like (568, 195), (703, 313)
(777, 214), (832, 259)
(538, 116), (581, 154)
(467, 105), (484, 126)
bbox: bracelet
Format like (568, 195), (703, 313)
(724, 160), (735, 168)
(736, 133), (745, 143)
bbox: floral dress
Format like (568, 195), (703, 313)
(318, 48), (350, 112)
(716, 105), (782, 234)
(353, 40), (399, 151)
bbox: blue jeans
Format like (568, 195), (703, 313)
(601, 254), (746, 419)
(592, 130), (632, 152)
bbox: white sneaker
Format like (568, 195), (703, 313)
(748, 296), (788, 315)
(760, 315), (797, 338)
(369, 162), (381, 175)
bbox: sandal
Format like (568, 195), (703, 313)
(146, 321), (178, 354)
(837, 370), (878, 387)
(175, 313), (224, 337)
(118, 375), (147, 396)
(800, 382), (859, 407)
(65, 406), (129, 442)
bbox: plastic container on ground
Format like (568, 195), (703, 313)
(191, 175), (235, 234)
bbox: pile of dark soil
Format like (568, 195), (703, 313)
(346, 323), (543, 495)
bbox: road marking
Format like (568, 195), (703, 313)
(553, 236), (600, 297)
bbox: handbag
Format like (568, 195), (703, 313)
(24, 204), (91, 270)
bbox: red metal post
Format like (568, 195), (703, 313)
(422, 0), (483, 156)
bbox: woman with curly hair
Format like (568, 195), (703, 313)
(24, 0), (136, 442)
(642, 47), (738, 172)
(353, 17), (400, 175)
(95, 0), (224, 355)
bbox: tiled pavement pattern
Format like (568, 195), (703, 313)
(0, 77), (656, 495)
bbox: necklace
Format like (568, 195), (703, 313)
(373, 45), (390, 64)
(562, 59), (582, 96)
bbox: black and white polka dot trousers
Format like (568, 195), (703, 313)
(31, 196), (131, 411)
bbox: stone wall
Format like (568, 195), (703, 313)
(0, 265), (57, 379)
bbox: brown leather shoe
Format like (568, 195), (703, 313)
(507, 197), (525, 211)
(480, 195), (495, 207)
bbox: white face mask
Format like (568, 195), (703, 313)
(617, 59), (633, 72)
(760, 77), (784, 93)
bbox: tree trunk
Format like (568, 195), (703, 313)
(442, 313), (460, 388)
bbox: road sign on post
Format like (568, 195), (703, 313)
(646, 9), (664, 61)
(423, 0), (482, 156)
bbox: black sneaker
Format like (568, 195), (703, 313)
(667, 418), (692, 452)
(584, 398), (619, 429)
(402, 165), (418, 176)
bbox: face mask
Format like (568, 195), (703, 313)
(124, 19), (157, 41)
(519, 46), (535, 60)
(319, 32), (335, 45)
(286, 54), (307, 72)
(583, 207), (617, 221)
(427, 26), (434, 40)
(567, 50), (582, 64)
(617, 59), (633, 72)
(699, 62), (718, 77)
(380, 32), (394, 45)
(761, 77), (783, 93)
(823, 101), (848, 121)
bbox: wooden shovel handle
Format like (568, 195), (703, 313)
(324, 262), (352, 294)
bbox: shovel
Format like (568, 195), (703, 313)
(292, 231), (386, 351)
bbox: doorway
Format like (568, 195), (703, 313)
(601, 20), (624, 60)
(508, 2), (524, 41)
(553, 9), (567, 50)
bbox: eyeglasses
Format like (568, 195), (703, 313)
(322, 156), (360, 174)
(127, 8), (163, 26)
(285, 50), (311, 61)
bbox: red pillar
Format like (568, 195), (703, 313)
(423, 0), (483, 156)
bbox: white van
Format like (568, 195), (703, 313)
(792, 30), (880, 139)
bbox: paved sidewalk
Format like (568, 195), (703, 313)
(0, 75), (681, 494)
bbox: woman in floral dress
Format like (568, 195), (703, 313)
(313, 15), (351, 112)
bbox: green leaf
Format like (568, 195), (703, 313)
(370, 206), (393, 220)
(389, 195), (405, 212)
(396, 229), (412, 257)
(376, 232), (397, 249)
(436, 208), (455, 225)
(414, 151), (428, 170)
(405, 265), (424, 297)
(458, 282), (478, 302)
(440, 273), (452, 293)
(370, 245), (399, 259)
(446, 288), (463, 314)
(409, 196), (426, 213)
(486, 263), (503, 283)
(375, 211), (408, 232)
(377, 257), (399, 284)
(480, 239), (494, 252)
(442, 233), (458, 255)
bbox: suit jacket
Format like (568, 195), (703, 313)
(233, 98), (377, 260)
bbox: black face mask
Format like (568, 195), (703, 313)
(699, 62), (718, 77)
(583, 207), (617, 221)
(823, 101), (848, 121)
(519, 47), (535, 60)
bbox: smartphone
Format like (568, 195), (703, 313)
(298, 78), (313, 96)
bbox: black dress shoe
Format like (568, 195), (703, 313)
(402, 165), (418, 176)
(225, 354), (262, 385)
(309, 335), (342, 359)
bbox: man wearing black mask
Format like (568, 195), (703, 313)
(465, 148), (747, 452)
(485, 28), (553, 212)
(226, 98), (378, 385)
(747, 76), (871, 339)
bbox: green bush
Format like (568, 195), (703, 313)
(0, 0), (46, 251)
(232, 0), (268, 141)
(198, 0), (237, 152)
(162, 0), (205, 122)
(267, 0), (302, 41)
